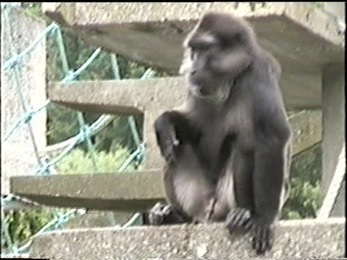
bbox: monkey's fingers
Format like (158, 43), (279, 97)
(161, 135), (180, 164)
(163, 148), (177, 164)
(251, 224), (273, 255)
(162, 142), (175, 162)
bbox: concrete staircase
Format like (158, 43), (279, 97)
(11, 2), (345, 259)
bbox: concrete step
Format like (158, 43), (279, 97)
(42, 3), (343, 74)
(49, 76), (320, 112)
(10, 171), (165, 210)
(64, 211), (138, 229)
(49, 79), (322, 156)
(29, 218), (345, 259)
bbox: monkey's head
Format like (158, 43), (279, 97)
(180, 12), (257, 102)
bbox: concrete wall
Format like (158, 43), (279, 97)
(1, 6), (47, 194)
(323, 2), (345, 22)
(322, 63), (345, 217)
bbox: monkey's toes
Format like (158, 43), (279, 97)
(226, 208), (251, 233)
(148, 202), (172, 225)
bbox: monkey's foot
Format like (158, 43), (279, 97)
(248, 221), (274, 255)
(148, 202), (173, 225)
(225, 208), (251, 233)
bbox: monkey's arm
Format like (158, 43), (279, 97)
(154, 110), (200, 163)
(253, 139), (287, 222)
(251, 112), (291, 254)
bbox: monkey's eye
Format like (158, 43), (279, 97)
(193, 42), (211, 52)
(220, 33), (243, 48)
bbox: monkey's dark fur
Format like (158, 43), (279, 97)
(144, 12), (292, 255)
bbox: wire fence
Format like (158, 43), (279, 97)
(1, 4), (152, 256)
(1, 2), (345, 258)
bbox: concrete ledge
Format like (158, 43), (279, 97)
(10, 171), (165, 210)
(50, 79), (322, 155)
(49, 78), (186, 115)
(30, 218), (345, 259)
(50, 75), (321, 111)
(42, 3), (344, 73)
(290, 110), (321, 155)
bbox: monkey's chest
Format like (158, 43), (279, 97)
(198, 126), (228, 168)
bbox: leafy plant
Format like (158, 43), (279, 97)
(282, 144), (322, 219)
(56, 147), (137, 174)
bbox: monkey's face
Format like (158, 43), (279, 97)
(180, 33), (232, 102)
(180, 12), (254, 103)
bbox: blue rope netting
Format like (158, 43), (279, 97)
(1, 4), (153, 257)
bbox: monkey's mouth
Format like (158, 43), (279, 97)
(190, 85), (230, 103)
(197, 86), (213, 96)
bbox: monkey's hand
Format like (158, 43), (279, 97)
(246, 219), (274, 255)
(155, 126), (180, 164)
(148, 202), (173, 225)
(226, 209), (274, 254)
(225, 207), (251, 233)
(161, 132), (180, 164)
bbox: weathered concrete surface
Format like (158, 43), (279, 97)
(1, 6), (47, 194)
(11, 171), (166, 210)
(49, 80), (322, 169)
(50, 76), (321, 111)
(65, 211), (136, 229)
(30, 218), (345, 259)
(322, 64), (345, 217)
(42, 3), (344, 73)
(289, 110), (322, 155)
(323, 2), (345, 23)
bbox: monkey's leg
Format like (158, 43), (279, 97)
(226, 149), (254, 232)
(163, 141), (214, 225)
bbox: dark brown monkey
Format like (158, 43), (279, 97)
(144, 12), (292, 255)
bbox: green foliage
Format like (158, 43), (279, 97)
(312, 2), (325, 9)
(20, 3), (47, 22)
(4, 208), (54, 249)
(282, 144), (322, 219)
(56, 147), (136, 174)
